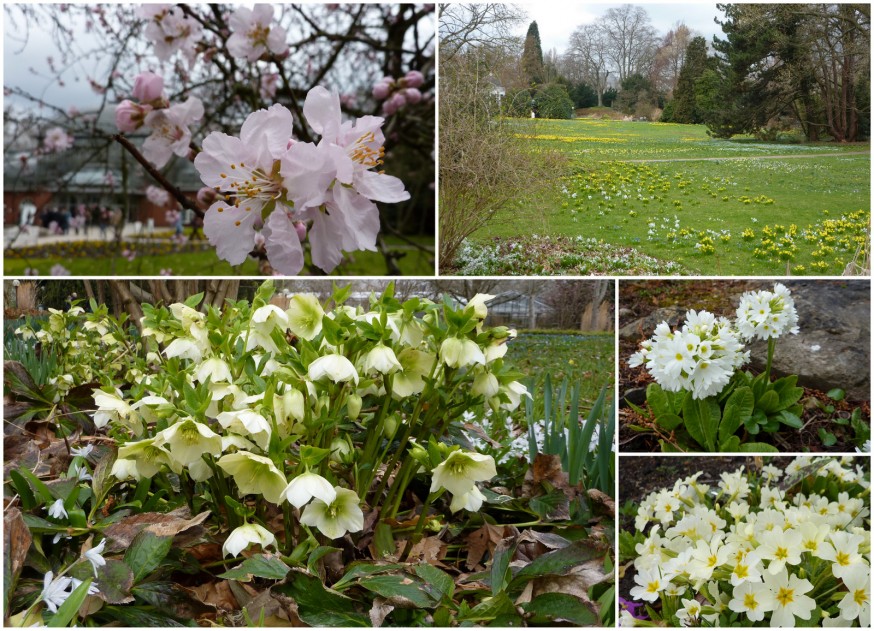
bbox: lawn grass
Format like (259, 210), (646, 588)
(466, 119), (870, 276)
(504, 331), (615, 408)
(4, 235), (435, 277)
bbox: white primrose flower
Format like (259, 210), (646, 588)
(217, 451), (287, 504)
(40, 571), (73, 613)
(837, 563), (871, 627)
(83, 539), (107, 576)
(281, 471), (337, 509)
(762, 567), (816, 627)
(47, 498), (68, 520)
(222, 522), (277, 558)
(817, 531), (867, 579)
(735, 282), (800, 341)
(286, 294), (324, 340)
(157, 418), (223, 466)
(308, 354), (359, 384)
(300, 487), (364, 540)
(362, 343), (402, 375)
(629, 566), (671, 603)
(728, 580), (775, 622)
(675, 597), (702, 626)
(757, 528), (802, 574)
(430, 450), (497, 497)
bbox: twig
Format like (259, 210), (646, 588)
(112, 134), (202, 215)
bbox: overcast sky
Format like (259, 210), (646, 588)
(519, 2), (725, 54)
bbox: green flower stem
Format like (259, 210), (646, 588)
(205, 456), (240, 529)
(765, 338), (776, 383)
(399, 491), (440, 561)
(282, 502), (295, 554)
(358, 376), (394, 495)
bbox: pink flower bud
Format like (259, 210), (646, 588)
(197, 186), (219, 206)
(404, 87), (422, 104)
(132, 71), (164, 102)
(382, 99), (398, 116)
(372, 81), (391, 101)
(389, 92), (407, 110)
(404, 70), (425, 88)
(115, 100), (148, 132)
(294, 221), (307, 242)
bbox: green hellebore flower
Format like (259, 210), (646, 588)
(393, 349), (435, 398)
(300, 487), (364, 540)
(157, 417), (222, 467)
(286, 294), (325, 340)
(116, 437), (177, 479)
(362, 343), (402, 375)
(430, 450), (497, 497)
(440, 337), (485, 369)
(217, 451), (287, 504)
(472, 372), (500, 398)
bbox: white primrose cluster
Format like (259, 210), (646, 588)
(628, 309), (749, 400)
(735, 282), (800, 341)
(629, 283), (801, 400)
(81, 289), (526, 556)
(624, 457), (870, 628)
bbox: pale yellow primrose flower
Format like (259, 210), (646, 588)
(286, 294), (324, 340)
(300, 487), (364, 539)
(217, 451), (287, 504)
(430, 450), (496, 496)
(222, 523), (276, 558)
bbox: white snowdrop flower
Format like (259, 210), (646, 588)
(47, 498), (68, 520)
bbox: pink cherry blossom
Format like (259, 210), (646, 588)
(227, 5), (288, 62)
(139, 5), (202, 65)
(132, 71), (164, 102)
(115, 100), (151, 132)
(142, 97), (203, 168)
(262, 211), (305, 275)
(194, 103), (293, 266)
(303, 184), (380, 273)
(145, 185), (171, 207)
(43, 127), (74, 152)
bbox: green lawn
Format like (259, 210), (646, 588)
(465, 119), (869, 276)
(504, 331), (615, 407)
(4, 236), (435, 277)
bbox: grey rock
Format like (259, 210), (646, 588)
(618, 306), (685, 341)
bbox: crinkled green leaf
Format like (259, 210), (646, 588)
(272, 570), (368, 626)
(359, 573), (436, 608)
(124, 530), (172, 583)
(218, 553), (291, 582)
(521, 592), (598, 626)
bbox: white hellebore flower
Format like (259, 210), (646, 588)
(466, 293), (495, 320)
(286, 294), (324, 340)
(281, 471), (337, 509)
(92, 387), (132, 429)
(84, 539), (107, 576)
(116, 437), (176, 479)
(362, 343), (402, 375)
(217, 451), (287, 504)
(449, 486), (487, 513)
(300, 487), (364, 540)
(308, 354), (359, 384)
(157, 418), (223, 466)
(48, 498), (68, 520)
(41, 571), (73, 613)
(472, 371), (500, 398)
(216, 409), (272, 450)
(440, 337), (485, 368)
(222, 522), (277, 558)
(194, 357), (233, 384)
(430, 450), (497, 497)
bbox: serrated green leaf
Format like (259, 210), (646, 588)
(272, 570), (368, 626)
(414, 564), (454, 603)
(509, 540), (602, 590)
(332, 562), (406, 591)
(490, 540), (515, 596)
(521, 592), (598, 626)
(218, 553), (292, 582)
(359, 574), (436, 608)
(458, 591), (517, 622)
(124, 530), (172, 583)
(70, 558), (134, 605)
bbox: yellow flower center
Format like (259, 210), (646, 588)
(854, 588), (868, 606)
(774, 547), (788, 560)
(646, 580), (660, 594)
(743, 593), (759, 610)
(776, 587), (794, 607)
(349, 131), (385, 168)
(836, 551), (851, 566)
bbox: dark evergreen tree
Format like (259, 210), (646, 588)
(669, 36), (709, 123)
(520, 21), (545, 84)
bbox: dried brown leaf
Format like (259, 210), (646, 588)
(4, 507), (32, 597)
(369, 597), (395, 627)
(103, 507), (210, 550)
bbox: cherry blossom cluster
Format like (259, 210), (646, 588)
(194, 86), (410, 274)
(629, 309), (749, 399)
(372, 70), (426, 115)
(43, 126), (74, 153)
(624, 457), (870, 628)
(136, 5), (202, 65)
(116, 71), (203, 168)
